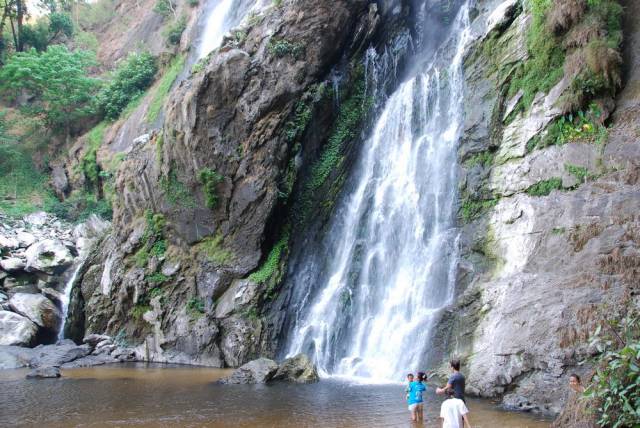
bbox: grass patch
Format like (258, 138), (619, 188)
(147, 272), (169, 284)
(160, 168), (196, 208)
(146, 54), (185, 123)
(79, 122), (108, 188)
(565, 162), (597, 183)
(464, 151), (495, 168)
(526, 177), (563, 196)
(196, 233), (233, 265)
(132, 304), (151, 321)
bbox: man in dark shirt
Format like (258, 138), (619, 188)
(436, 359), (466, 401)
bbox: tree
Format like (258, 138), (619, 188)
(0, 45), (100, 137)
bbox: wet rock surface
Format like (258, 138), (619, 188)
(272, 354), (319, 384)
(220, 355), (319, 385)
(26, 366), (61, 379)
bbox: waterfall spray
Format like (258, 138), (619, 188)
(285, 2), (472, 381)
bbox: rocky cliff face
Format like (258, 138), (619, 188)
(430, 0), (640, 416)
(72, 0), (391, 367)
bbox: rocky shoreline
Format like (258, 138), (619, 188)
(0, 212), (109, 347)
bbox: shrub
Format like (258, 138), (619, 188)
(460, 197), (499, 223)
(154, 0), (176, 17)
(96, 52), (157, 120)
(586, 311), (640, 428)
(526, 177), (563, 196)
(164, 16), (186, 46)
(160, 169), (196, 207)
(268, 38), (304, 59)
(134, 210), (166, 267)
(198, 168), (224, 209)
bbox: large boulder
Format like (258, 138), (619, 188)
(0, 257), (26, 272)
(0, 345), (35, 368)
(220, 358), (279, 384)
(272, 354), (320, 384)
(29, 341), (92, 367)
(0, 234), (19, 251)
(0, 311), (38, 346)
(24, 239), (74, 274)
(9, 293), (61, 330)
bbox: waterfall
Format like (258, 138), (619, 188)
(196, 0), (270, 60)
(284, 3), (471, 381)
(57, 261), (84, 341)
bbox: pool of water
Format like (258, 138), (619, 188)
(0, 363), (551, 427)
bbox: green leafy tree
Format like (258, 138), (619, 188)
(96, 51), (157, 120)
(0, 45), (99, 136)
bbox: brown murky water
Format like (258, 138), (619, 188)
(0, 363), (551, 427)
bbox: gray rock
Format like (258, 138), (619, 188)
(25, 239), (74, 274)
(272, 354), (320, 384)
(0, 345), (35, 368)
(50, 165), (69, 198)
(83, 333), (112, 348)
(161, 261), (181, 277)
(0, 235), (19, 250)
(16, 231), (36, 248)
(61, 354), (117, 368)
(0, 257), (26, 272)
(24, 211), (48, 226)
(220, 358), (279, 384)
(9, 293), (61, 330)
(26, 366), (61, 379)
(0, 311), (38, 346)
(29, 342), (91, 367)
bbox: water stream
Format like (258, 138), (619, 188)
(284, 2), (470, 381)
(57, 261), (84, 341)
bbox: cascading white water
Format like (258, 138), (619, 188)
(285, 3), (472, 382)
(58, 262), (84, 341)
(196, 0), (270, 60)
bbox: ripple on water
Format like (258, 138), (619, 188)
(0, 364), (551, 428)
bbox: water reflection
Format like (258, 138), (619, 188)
(0, 364), (550, 427)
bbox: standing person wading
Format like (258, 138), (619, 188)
(436, 359), (466, 401)
(440, 388), (472, 428)
(407, 372), (426, 422)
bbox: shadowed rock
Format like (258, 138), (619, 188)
(219, 358), (279, 384)
(26, 366), (61, 379)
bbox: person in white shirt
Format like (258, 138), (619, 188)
(440, 388), (472, 428)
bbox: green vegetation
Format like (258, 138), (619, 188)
(307, 71), (372, 192)
(526, 177), (563, 196)
(272, 0), (283, 7)
(460, 196), (499, 223)
(284, 101), (312, 143)
(47, 190), (112, 222)
(160, 169), (196, 208)
(186, 297), (205, 318)
(0, 45), (99, 134)
(133, 210), (167, 268)
(586, 310), (640, 428)
(154, 0), (176, 17)
(198, 168), (224, 209)
(164, 16), (186, 46)
(268, 38), (304, 59)
(565, 163), (595, 183)
(146, 54), (185, 123)
(249, 233), (289, 293)
(196, 233), (232, 265)
(543, 104), (607, 147)
(132, 303), (151, 320)
(79, 122), (107, 188)
(551, 226), (565, 235)
(146, 272), (169, 284)
(0, 142), (57, 217)
(464, 151), (495, 168)
(96, 51), (157, 120)
(508, 0), (623, 115)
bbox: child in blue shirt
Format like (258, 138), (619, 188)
(407, 372), (427, 422)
